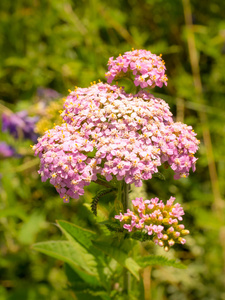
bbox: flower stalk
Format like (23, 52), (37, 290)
(120, 181), (131, 294)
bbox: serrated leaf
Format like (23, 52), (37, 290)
(32, 241), (100, 286)
(65, 264), (107, 297)
(57, 220), (96, 249)
(99, 220), (124, 233)
(130, 231), (153, 242)
(137, 255), (186, 269)
(152, 172), (166, 180)
(91, 188), (115, 216)
(93, 239), (141, 280)
(56, 220), (107, 275)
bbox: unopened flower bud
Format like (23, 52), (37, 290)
(167, 226), (174, 234)
(162, 234), (168, 240)
(164, 246), (170, 252)
(172, 219), (178, 225)
(181, 229), (190, 236)
(177, 224), (185, 230)
(173, 231), (180, 238)
(158, 240), (164, 247)
(153, 237), (159, 244)
(168, 239), (175, 246)
(178, 237), (186, 244)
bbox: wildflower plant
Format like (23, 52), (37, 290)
(33, 49), (199, 297)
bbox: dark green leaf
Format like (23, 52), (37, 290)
(137, 255), (186, 269)
(93, 239), (141, 280)
(32, 241), (100, 286)
(57, 220), (96, 249)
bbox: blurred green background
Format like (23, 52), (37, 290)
(0, 0), (225, 299)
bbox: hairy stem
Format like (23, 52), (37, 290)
(118, 181), (131, 294)
(121, 181), (129, 212)
(95, 178), (113, 188)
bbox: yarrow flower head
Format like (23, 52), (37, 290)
(33, 81), (199, 201)
(33, 49), (199, 203)
(115, 196), (189, 251)
(105, 49), (168, 89)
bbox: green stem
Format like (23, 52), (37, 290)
(118, 181), (131, 294)
(118, 181), (130, 212)
(95, 178), (113, 188)
(136, 86), (141, 94)
(122, 181), (129, 212)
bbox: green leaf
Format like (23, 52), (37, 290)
(99, 220), (124, 233)
(152, 172), (166, 180)
(130, 231), (153, 242)
(64, 263), (108, 298)
(57, 220), (111, 289)
(101, 221), (154, 242)
(91, 188), (115, 216)
(32, 241), (100, 286)
(137, 255), (187, 269)
(57, 220), (96, 250)
(93, 239), (141, 280)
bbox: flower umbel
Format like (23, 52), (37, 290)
(33, 49), (199, 203)
(33, 82), (199, 201)
(105, 49), (168, 88)
(115, 196), (189, 251)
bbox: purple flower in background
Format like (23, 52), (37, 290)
(0, 142), (16, 158)
(2, 111), (39, 142)
(37, 87), (61, 101)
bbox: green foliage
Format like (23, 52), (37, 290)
(33, 241), (101, 286)
(102, 220), (154, 242)
(91, 188), (116, 216)
(152, 171), (166, 181)
(137, 255), (186, 269)
(32, 219), (188, 297)
(93, 237), (141, 280)
(57, 220), (96, 249)
(31, 221), (130, 298)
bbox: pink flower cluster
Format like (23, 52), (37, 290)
(33, 124), (97, 202)
(33, 81), (199, 201)
(115, 197), (189, 251)
(105, 49), (168, 89)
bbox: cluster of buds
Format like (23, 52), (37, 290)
(105, 49), (168, 89)
(115, 197), (190, 251)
